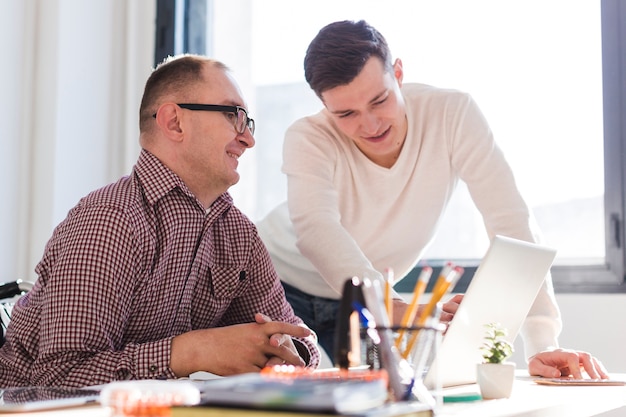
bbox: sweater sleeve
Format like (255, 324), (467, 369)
(447, 92), (562, 358)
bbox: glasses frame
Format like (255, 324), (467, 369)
(152, 103), (255, 135)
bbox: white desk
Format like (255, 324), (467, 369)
(436, 373), (626, 417)
(2, 374), (625, 417)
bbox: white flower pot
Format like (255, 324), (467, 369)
(476, 362), (516, 399)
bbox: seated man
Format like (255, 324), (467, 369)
(0, 54), (319, 388)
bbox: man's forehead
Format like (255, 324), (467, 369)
(197, 66), (247, 107)
(322, 78), (392, 113)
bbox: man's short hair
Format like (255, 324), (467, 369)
(304, 20), (393, 98)
(139, 54), (228, 132)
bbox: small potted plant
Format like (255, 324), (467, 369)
(476, 322), (516, 399)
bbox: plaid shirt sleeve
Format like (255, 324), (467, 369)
(22, 203), (176, 387)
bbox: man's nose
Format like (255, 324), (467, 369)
(238, 128), (255, 148)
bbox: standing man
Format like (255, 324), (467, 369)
(258, 20), (606, 379)
(0, 54), (319, 388)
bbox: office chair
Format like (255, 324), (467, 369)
(0, 280), (33, 347)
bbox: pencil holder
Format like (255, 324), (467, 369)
(334, 277), (444, 405)
(398, 323), (443, 373)
(360, 328), (382, 369)
(386, 314), (445, 406)
(351, 319), (445, 405)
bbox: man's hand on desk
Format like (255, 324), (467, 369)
(254, 313), (307, 367)
(528, 348), (609, 380)
(170, 315), (309, 377)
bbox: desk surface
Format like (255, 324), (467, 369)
(436, 373), (626, 417)
(2, 373), (625, 417)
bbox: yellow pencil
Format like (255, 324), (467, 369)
(394, 266), (432, 350)
(384, 268), (394, 326)
(429, 262), (454, 298)
(419, 265), (464, 328)
(400, 264), (454, 358)
(402, 265), (464, 359)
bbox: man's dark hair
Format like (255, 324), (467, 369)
(304, 20), (393, 98)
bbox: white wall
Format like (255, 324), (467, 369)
(542, 294), (626, 373)
(0, 0), (153, 282)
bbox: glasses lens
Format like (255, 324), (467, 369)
(236, 108), (255, 135)
(236, 109), (246, 134)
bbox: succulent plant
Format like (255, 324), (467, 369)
(480, 322), (514, 364)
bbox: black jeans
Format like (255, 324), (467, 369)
(281, 282), (339, 360)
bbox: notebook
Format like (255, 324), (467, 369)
(0, 386), (100, 412)
(423, 235), (557, 389)
(194, 371), (389, 414)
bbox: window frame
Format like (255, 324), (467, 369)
(156, 0), (626, 294)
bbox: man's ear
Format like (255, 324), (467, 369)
(393, 58), (404, 87)
(154, 103), (184, 142)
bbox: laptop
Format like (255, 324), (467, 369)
(423, 235), (557, 389)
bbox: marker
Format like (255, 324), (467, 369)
(352, 301), (381, 344)
(443, 393), (482, 403)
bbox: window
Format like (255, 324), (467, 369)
(156, 0), (626, 292)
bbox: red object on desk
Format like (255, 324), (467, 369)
(261, 364), (389, 385)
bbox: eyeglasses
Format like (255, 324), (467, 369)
(153, 103), (255, 135)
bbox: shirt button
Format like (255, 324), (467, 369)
(149, 364), (158, 373)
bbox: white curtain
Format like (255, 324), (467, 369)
(1, 0), (156, 283)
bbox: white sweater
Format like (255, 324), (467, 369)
(257, 83), (561, 358)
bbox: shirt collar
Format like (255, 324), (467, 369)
(134, 149), (233, 214)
